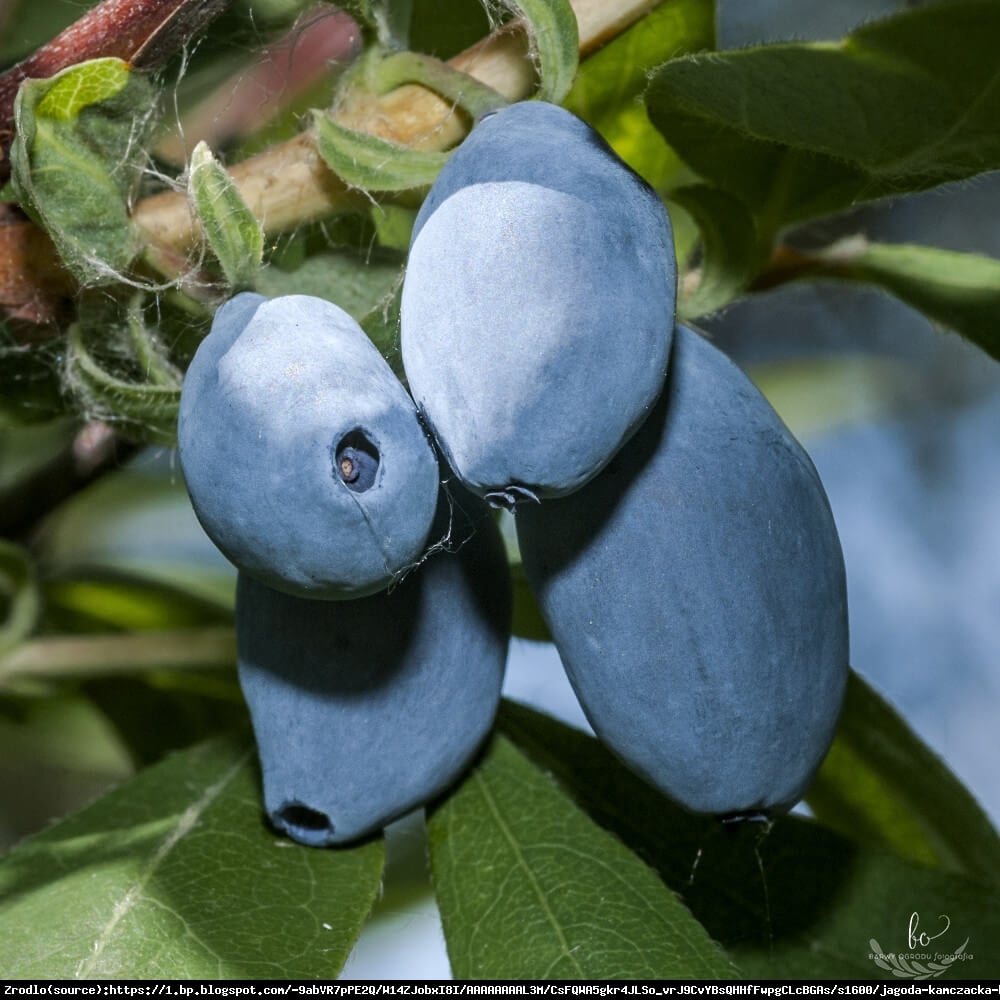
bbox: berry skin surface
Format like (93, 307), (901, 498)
(401, 101), (676, 509)
(178, 292), (441, 600)
(236, 494), (512, 846)
(516, 324), (849, 818)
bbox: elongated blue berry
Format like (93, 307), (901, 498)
(401, 101), (676, 508)
(178, 293), (440, 599)
(517, 324), (849, 817)
(238, 495), (511, 845)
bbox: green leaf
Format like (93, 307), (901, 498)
(255, 251), (403, 322)
(807, 671), (1000, 889)
(0, 692), (135, 853)
(83, 673), (246, 769)
(360, 280), (404, 373)
(822, 240), (1000, 363)
(10, 58), (155, 285)
(313, 111), (450, 191)
(672, 184), (760, 319)
(371, 202), (416, 251)
(34, 58), (133, 120)
(499, 700), (1000, 979)
(254, 248), (405, 370)
(427, 733), (738, 980)
(409, 0), (491, 59)
(506, 0), (579, 105)
(188, 141), (264, 289)
(0, 540), (40, 658)
(647, 0), (1000, 233)
(567, 0), (713, 126)
(561, 0), (711, 197)
(32, 460), (236, 617)
(0, 734), (385, 978)
(43, 576), (234, 633)
(565, 0), (712, 191)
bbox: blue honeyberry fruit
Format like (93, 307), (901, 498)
(178, 292), (441, 600)
(516, 324), (849, 818)
(236, 492), (512, 846)
(400, 100), (676, 509)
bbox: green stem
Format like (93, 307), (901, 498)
(0, 626), (236, 684)
(67, 322), (181, 426)
(374, 51), (510, 121)
(126, 297), (182, 389)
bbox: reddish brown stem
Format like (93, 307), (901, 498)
(0, 0), (230, 182)
(748, 245), (827, 293)
(0, 203), (74, 327)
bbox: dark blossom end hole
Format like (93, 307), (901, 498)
(274, 802), (336, 846)
(334, 430), (379, 493)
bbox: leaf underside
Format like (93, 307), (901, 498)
(647, 0), (1000, 229)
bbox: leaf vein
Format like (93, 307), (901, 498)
(471, 769), (587, 979)
(74, 749), (252, 979)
